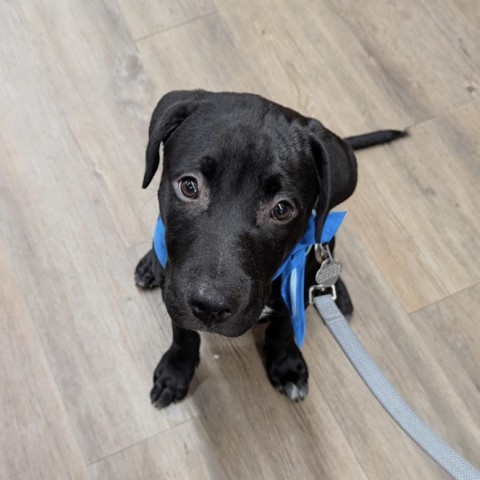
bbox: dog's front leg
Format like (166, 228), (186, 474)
(150, 323), (200, 408)
(134, 249), (165, 289)
(264, 311), (309, 402)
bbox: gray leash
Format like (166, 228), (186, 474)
(313, 293), (480, 479)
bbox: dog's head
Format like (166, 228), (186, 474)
(142, 90), (357, 336)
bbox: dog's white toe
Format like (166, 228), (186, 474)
(284, 382), (308, 402)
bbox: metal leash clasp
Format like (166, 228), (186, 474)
(308, 244), (342, 303)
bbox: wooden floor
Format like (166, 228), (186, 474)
(1, 0), (479, 478)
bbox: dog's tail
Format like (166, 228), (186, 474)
(345, 129), (407, 150)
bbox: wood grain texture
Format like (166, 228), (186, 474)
(0, 0), (193, 464)
(347, 101), (480, 311)
(1, 0), (479, 478)
(136, 12), (266, 100)
(89, 420), (228, 480)
(410, 283), (480, 424)
(326, 0), (479, 118)
(91, 331), (369, 480)
(0, 234), (88, 480)
(214, 0), (478, 131)
(118, 0), (216, 41)
(14, 0), (159, 247)
(214, 0), (413, 133)
(419, 0), (480, 74)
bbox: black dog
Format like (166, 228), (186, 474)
(135, 90), (404, 407)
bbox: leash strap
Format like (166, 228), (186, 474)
(313, 294), (480, 480)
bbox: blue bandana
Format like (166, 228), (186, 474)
(153, 211), (346, 347)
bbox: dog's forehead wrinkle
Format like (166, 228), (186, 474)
(214, 129), (303, 187)
(167, 109), (310, 178)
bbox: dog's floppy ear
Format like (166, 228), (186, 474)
(142, 90), (206, 188)
(308, 119), (358, 241)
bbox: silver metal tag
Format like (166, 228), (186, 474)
(315, 258), (342, 288)
(309, 243), (342, 304)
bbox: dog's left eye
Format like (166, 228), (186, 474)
(271, 201), (294, 221)
(179, 177), (199, 199)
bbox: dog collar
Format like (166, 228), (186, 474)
(271, 211), (346, 346)
(152, 211), (346, 347)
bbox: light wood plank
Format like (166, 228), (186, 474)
(419, 0), (480, 74)
(136, 12), (267, 100)
(214, 0), (411, 133)
(89, 419), (227, 480)
(188, 332), (370, 480)
(0, 1), (193, 463)
(346, 101), (480, 311)
(0, 234), (89, 480)
(214, 0), (478, 132)
(138, 0), (410, 133)
(91, 331), (369, 480)
(118, 0), (216, 41)
(410, 283), (480, 418)
(325, 0), (479, 117)
(15, 0), (160, 248)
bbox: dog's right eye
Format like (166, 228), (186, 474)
(271, 201), (294, 221)
(179, 177), (199, 199)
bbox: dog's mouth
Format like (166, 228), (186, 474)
(178, 303), (263, 337)
(192, 320), (254, 337)
(170, 313), (259, 337)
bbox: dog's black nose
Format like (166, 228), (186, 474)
(188, 286), (233, 323)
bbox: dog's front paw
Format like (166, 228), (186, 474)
(135, 249), (164, 289)
(150, 346), (199, 408)
(265, 345), (309, 402)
